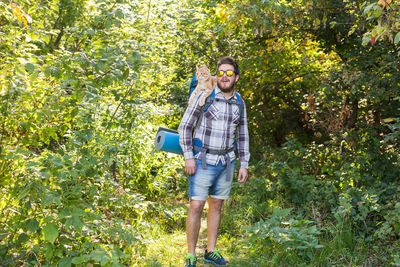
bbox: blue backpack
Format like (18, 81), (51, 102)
(189, 73), (244, 117)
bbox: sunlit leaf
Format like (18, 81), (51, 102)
(394, 32), (400, 44)
(59, 257), (72, 267)
(43, 223), (59, 243)
(374, 5), (383, 17)
(362, 34), (371, 46)
(383, 118), (396, 123)
(25, 63), (34, 72)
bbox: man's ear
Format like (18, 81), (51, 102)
(235, 74), (239, 83)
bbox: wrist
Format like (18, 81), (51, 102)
(184, 151), (194, 159)
(240, 162), (248, 169)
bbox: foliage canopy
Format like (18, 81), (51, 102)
(1, 0), (399, 265)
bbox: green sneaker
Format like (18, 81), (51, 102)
(184, 253), (197, 267)
(204, 249), (229, 266)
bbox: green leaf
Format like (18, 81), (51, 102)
(394, 32), (400, 45)
(44, 67), (52, 78)
(122, 68), (129, 80)
(55, 247), (64, 257)
(71, 215), (83, 232)
(373, 5), (383, 17)
(65, 217), (73, 230)
(54, 196), (61, 206)
(72, 255), (90, 264)
(25, 63), (35, 72)
(40, 171), (51, 180)
(363, 4), (376, 15)
(97, 61), (105, 71)
(115, 9), (124, 19)
(90, 250), (110, 265)
(15, 65), (26, 76)
(43, 243), (55, 260)
(71, 108), (79, 118)
(43, 216), (54, 224)
(72, 207), (86, 216)
(29, 70), (40, 82)
(42, 193), (54, 207)
(59, 257), (72, 267)
(17, 233), (29, 244)
(362, 34), (371, 46)
(33, 244), (40, 253)
(113, 19), (121, 27)
(59, 236), (70, 245)
(273, 207), (293, 217)
(88, 28), (95, 37)
(105, 19), (112, 29)
(17, 186), (30, 201)
(25, 219), (40, 232)
(53, 67), (61, 78)
(383, 118), (396, 123)
(43, 223), (59, 243)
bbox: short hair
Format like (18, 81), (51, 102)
(217, 56), (239, 75)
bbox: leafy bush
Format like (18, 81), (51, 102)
(267, 135), (400, 241)
(244, 208), (323, 260)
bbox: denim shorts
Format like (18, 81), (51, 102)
(189, 159), (235, 201)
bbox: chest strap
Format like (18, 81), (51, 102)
(194, 146), (235, 181)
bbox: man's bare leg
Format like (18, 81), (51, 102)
(187, 199), (206, 255)
(206, 197), (223, 252)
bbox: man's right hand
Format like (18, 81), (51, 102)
(185, 158), (197, 175)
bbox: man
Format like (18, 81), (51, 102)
(178, 56), (250, 267)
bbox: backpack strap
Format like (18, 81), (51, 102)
(196, 90), (243, 135)
(196, 89), (215, 128)
(235, 92), (244, 118)
(203, 89), (215, 112)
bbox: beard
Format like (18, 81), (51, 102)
(217, 79), (235, 93)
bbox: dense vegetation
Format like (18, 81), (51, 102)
(1, 0), (399, 266)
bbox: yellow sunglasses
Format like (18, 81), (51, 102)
(216, 70), (235, 77)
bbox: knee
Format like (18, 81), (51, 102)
(189, 200), (206, 215)
(208, 197), (223, 211)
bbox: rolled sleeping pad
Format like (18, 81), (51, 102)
(154, 127), (183, 154)
(154, 127), (203, 155)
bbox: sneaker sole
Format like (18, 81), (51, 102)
(204, 259), (228, 266)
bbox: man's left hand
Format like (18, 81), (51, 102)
(237, 168), (248, 184)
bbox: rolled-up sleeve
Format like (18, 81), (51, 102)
(178, 93), (203, 160)
(238, 100), (250, 169)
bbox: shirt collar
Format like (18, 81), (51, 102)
(215, 86), (237, 100)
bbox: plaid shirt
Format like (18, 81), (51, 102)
(178, 86), (250, 169)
